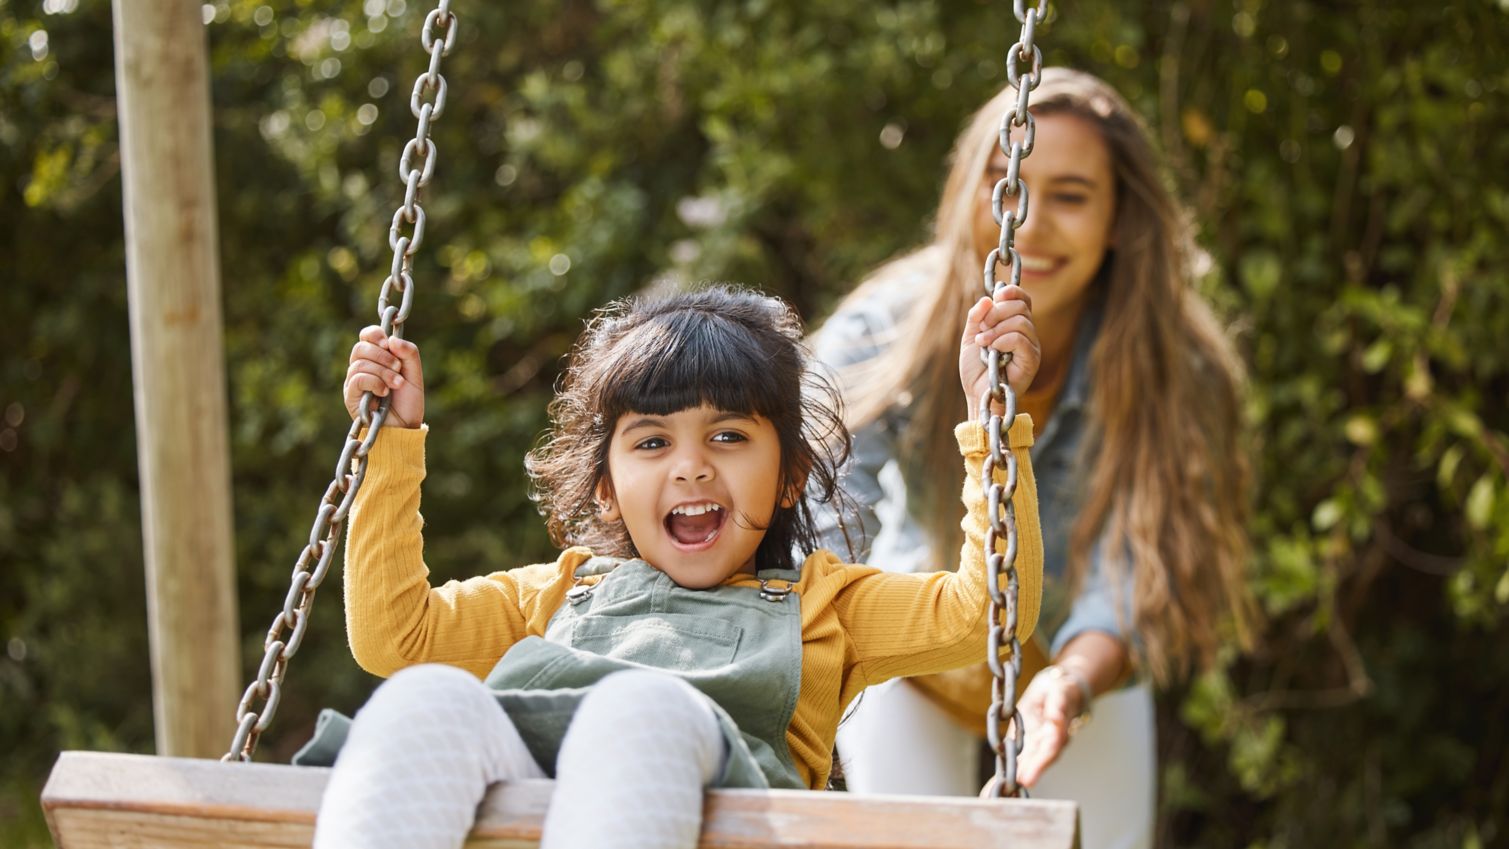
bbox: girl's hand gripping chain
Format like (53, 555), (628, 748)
(344, 325), (426, 429)
(959, 285), (1041, 409)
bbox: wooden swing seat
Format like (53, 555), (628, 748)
(44, 751), (1079, 849)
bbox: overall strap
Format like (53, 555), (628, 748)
(752, 560), (802, 603)
(565, 555), (627, 605)
(569, 554), (801, 603)
(572, 555), (627, 580)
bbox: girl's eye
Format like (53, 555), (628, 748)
(711, 431), (747, 444)
(1053, 193), (1089, 205)
(634, 437), (668, 451)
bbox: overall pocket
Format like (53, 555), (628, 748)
(569, 614), (743, 671)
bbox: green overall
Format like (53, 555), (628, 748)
(294, 557), (806, 791)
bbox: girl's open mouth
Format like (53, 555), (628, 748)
(664, 502), (726, 550)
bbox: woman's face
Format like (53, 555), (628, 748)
(972, 112), (1117, 328)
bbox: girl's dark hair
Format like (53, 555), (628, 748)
(526, 285), (853, 573)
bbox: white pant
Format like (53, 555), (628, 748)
(836, 678), (1155, 849)
(315, 665), (726, 849)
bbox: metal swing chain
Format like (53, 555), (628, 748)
(223, 1), (458, 762)
(981, 0), (1047, 799)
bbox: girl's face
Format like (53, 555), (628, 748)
(597, 404), (788, 588)
(972, 112), (1117, 328)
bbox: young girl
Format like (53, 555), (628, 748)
(304, 285), (1043, 849)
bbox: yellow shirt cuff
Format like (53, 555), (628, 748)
(356, 423), (428, 481)
(954, 413), (1035, 456)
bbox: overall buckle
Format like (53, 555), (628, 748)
(757, 578), (792, 603)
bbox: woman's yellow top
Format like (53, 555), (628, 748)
(342, 416), (1041, 789)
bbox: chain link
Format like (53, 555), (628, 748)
(981, 0), (1048, 800)
(224, 2), (458, 762)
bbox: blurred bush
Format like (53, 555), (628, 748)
(3, 1), (1505, 845)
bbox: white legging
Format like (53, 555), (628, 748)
(835, 678), (1155, 849)
(315, 665), (727, 849)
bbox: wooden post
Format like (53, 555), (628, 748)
(112, 0), (240, 758)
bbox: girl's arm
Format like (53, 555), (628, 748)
(832, 413), (1042, 683)
(342, 328), (540, 679)
(836, 286), (1045, 682)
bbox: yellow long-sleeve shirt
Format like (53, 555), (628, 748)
(342, 416), (1042, 789)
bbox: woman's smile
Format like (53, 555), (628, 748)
(1016, 252), (1067, 279)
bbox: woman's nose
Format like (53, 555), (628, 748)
(1012, 185), (1047, 242)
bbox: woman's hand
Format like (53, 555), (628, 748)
(1013, 666), (1086, 788)
(959, 285), (1041, 416)
(343, 326), (425, 429)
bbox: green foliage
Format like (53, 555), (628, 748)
(4, 0), (1507, 845)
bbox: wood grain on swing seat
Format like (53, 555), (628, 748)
(43, 751), (1080, 848)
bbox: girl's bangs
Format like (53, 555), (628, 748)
(599, 312), (791, 422)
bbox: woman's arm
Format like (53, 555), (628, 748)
(807, 304), (899, 563)
(1015, 526), (1138, 787)
(1054, 631), (1130, 702)
(1014, 630), (1129, 787)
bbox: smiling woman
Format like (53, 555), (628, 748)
(812, 67), (1254, 849)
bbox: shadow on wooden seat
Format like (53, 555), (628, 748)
(43, 751), (1080, 848)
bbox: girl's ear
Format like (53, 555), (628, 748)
(594, 477), (621, 522)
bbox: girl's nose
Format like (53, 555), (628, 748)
(676, 455), (715, 482)
(671, 448), (714, 482)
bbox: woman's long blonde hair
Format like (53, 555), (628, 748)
(831, 68), (1255, 684)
